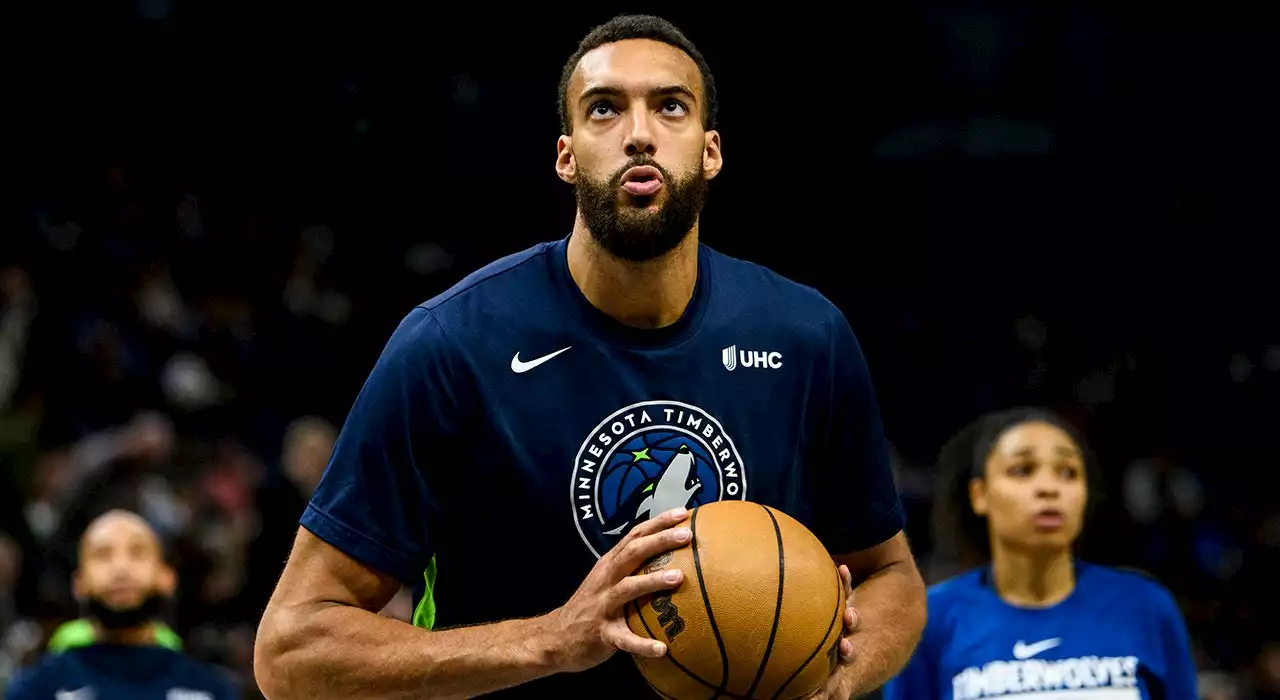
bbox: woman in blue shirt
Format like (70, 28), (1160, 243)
(884, 407), (1197, 700)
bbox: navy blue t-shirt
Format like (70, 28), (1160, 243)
(7, 644), (239, 700)
(883, 563), (1198, 700)
(301, 237), (905, 697)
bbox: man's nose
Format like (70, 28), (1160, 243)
(623, 111), (657, 157)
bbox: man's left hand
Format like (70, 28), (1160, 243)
(806, 564), (860, 700)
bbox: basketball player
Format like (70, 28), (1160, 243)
(8, 510), (238, 699)
(255, 14), (926, 699)
(882, 408), (1197, 699)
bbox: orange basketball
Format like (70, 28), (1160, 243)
(626, 500), (846, 700)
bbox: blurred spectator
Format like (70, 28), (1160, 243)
(280, 416), (335, 498)
(5, 510), (239, 699)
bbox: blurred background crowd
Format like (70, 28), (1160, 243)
(4, 3), (1277, 699)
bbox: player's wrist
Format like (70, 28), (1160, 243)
(527, 610), (574, 675)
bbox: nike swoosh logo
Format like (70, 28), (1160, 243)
(1012, 638), (1062, 660)
(510, 346), (571, 373)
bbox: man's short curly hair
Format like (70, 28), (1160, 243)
(557, 14), (718, 135)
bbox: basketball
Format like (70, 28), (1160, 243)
(626, 500), (847, 700)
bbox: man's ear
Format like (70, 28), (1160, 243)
(556, 135), (576, 184)
(702, 129), (723, 180)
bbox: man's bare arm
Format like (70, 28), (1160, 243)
(834, 531), (927, 697)
(255, 509), (691, 700)
(254, 528), (561, 700)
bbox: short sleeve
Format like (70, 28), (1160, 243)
(807, 307), (905, 554)
(1151, 584), (1198, 699)
(300, 307), (466, 584)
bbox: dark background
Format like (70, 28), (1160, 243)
(3, 3), (1277, 698)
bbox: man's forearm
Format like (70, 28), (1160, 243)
(258, 602), (563, 700)
(843, 560), (927, 697)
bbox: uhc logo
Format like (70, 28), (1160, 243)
(721, 345), (783, 371)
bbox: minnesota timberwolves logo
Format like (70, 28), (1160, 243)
(570, 400), (747, 558)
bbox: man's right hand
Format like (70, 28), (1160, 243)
(547, 506), (692, 673)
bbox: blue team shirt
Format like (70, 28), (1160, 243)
(883, 563), (1197, 700)
(7, 644), (239, 699)
(302, 237), (904, 697)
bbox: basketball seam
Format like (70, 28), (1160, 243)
(630, 596), (754, 700)
(744, 505), (786, 699)
(691, 507), (732, 700)
(769, 564), (843, 700)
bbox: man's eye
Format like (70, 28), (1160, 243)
(589, 102), (617, 118)
(661, 99), (688, 116)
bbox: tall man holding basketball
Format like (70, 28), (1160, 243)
(255, 14), (926, 700)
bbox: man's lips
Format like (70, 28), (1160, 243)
(620, 166), (663, 196)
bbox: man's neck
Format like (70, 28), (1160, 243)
(989, 543), (1075, 608)
(566, 214), (699, 329)
(95, 621), (157, 646)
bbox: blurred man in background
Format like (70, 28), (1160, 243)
(6, 509), (239, 699)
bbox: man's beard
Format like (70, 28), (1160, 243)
(84, 593), (167, 630)
(575, 157), (708, 263)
